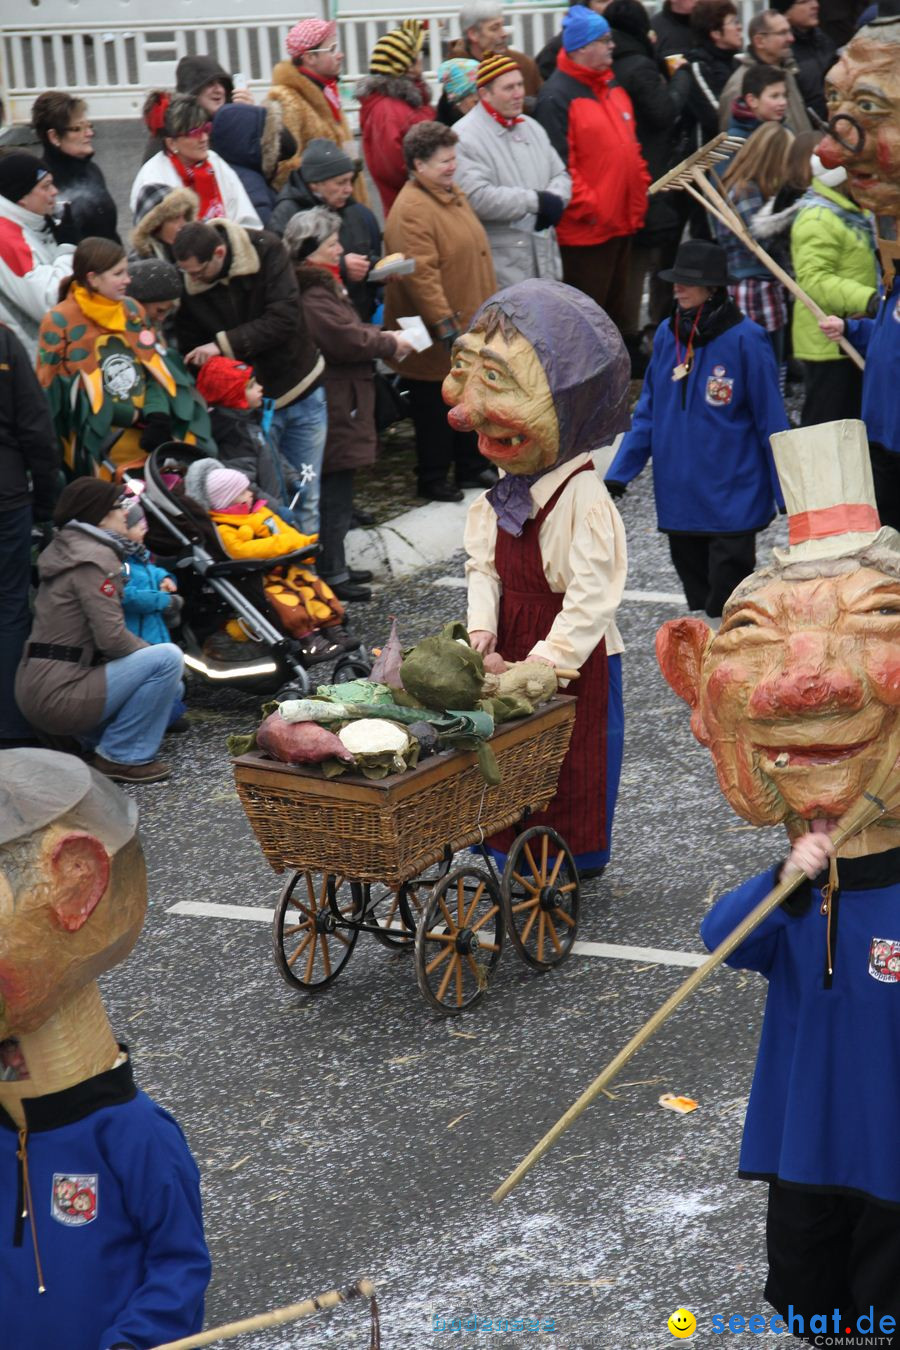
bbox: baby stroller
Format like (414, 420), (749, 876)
(130, 444), (371, 698)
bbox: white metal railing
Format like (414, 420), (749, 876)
(1, 1), (761, 124)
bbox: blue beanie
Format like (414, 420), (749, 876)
(562, 7), (610, 51)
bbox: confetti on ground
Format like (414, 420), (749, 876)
(658, 1093), (699, 1115)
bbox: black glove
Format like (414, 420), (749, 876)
(432, 315), (461, 351)
(605, 480), (626, 500)
(163, 592), (184, 628)
(139, 413), (174, 453)
(865, 289), (880, 318)
(534, 191), (565, 232)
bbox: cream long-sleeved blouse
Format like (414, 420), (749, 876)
(464, 452), (626, 674)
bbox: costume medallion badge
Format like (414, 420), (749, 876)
(868, 937), (900, 983)
(51, 1174), (98, 1226)
(705, 366), (734, 406)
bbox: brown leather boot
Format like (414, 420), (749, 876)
(92, 754), (172, 784)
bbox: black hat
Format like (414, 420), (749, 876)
(54, 478), (124, 528)
(657, 240), (734, 287)
(127, 258), (182, 303)
(300, 137), (356, 183)
(0, 152), (48, 204)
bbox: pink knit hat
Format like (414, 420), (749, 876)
(206, 466), (251, 511)
(286, 18), (338, 60)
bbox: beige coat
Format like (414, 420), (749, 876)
(267, 61), (368, 202)
(383, 176), (497, 383)
(15, 525), (145, 735)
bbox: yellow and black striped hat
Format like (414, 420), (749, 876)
(369, 19), (424, 76)
(475, 51), (520, 88)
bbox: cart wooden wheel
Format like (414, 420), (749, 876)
(365, 851), (453, 951)
(414, 865), (504, 1014)
(500, 826), (579, 970)
(272, 870), (360, 993)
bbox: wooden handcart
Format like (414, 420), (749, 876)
(233, 698), (579, 1014)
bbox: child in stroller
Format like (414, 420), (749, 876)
(183, 458), (358, 665)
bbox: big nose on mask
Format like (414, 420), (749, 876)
(816, 113), (866, 168)
(748, 632), (865, 718)
(446, 402), (477, 433)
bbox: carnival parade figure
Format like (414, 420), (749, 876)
(445, 278), (630, 875)
(0, 751), (210, 1350)
(657, 422), (900, 1338)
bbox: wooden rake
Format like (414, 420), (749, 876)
(651, 134), (865, 371)
(151, 1277), (379, 1349)
(492, 737), (900, 1203)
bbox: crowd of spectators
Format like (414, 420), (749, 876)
(0, 0), (893, 779)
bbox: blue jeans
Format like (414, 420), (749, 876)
(270, 386), (327, 539)
(96, 644), (184, 764)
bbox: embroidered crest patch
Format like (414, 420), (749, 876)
(99, 578), (116, 597)
(868, 937), (900, 983)
(51, 1174), (98, 1226)
(705, 367), (734, 406)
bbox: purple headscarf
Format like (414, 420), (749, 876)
(469, 279), (630, 534)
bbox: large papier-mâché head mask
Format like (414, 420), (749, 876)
(442, 279), (630, 476)
(818, 17), (900, 217)
(656, 422), (900, 842)
(0, 751), (146, 1039)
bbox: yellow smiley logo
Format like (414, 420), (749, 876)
(667, 1308), (697, 1338)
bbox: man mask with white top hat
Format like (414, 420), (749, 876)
(657, 420), (900, 1338)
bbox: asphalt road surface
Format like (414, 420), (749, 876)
(102, 465), (793, 1349)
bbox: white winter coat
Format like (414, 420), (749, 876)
(129, 151), (262, 231)
(454, 102), (571, 289)
(0, 198), (74, 355)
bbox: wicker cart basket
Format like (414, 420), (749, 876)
(233, 698), (576, 888)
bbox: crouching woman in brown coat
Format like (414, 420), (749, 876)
(15, 479), (184, 783)
(284, 206), (418, 601)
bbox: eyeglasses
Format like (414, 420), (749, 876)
(762, 24), (791, 35)
(305, 43), (341, 54)
(64, 120), (93, 134)
(183, 122), (213, 139)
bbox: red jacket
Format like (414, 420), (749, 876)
(534, 50), (649, 246)
(358, 78), (436, 216)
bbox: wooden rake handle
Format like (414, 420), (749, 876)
(690, 170), (865, 371)
(150, 1279), (377, 1350)
(492, 744), (899, 1204)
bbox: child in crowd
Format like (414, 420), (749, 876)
(194, 355), (296, 514)
(119, 491), (189, 731)
(183, 458), (357, 664)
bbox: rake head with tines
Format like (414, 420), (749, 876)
(650, 132), (746, 196)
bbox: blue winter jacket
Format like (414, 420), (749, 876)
(607, 305), (787, 533)
(211, 104), (277, 225)
(0, 1056), (210, 1349)
(122, 553), (175, 645)
(701, 849), (900, 1205)
(845, 272), (900, 456)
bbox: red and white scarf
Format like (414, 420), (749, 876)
(166, 153), (225, 220)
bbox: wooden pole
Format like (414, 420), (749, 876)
(689, 170), (865, 371)
(150, 1279), (377, 1350)
(492, 748), (899, 1204)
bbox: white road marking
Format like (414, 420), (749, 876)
(432, 577), (685, 606)
(167, 901), (706, 968)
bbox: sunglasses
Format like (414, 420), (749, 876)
(305, 43), (340, 54)
(183, 122), (213, 139)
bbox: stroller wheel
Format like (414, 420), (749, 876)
(275, 675), (311, 701)
(333, 649), (372, 683)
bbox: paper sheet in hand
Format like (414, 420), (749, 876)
(397, 317), (433, 352)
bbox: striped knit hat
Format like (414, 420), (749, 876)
(286, 18), (337, 60)
(475, 51), (520, 88)
(369, 19), (424, 75)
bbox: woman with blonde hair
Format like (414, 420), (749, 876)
(714, 121), (793, 380)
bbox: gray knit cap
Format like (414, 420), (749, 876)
(126, 258), (182, 303)
(300, 138), (355, 183)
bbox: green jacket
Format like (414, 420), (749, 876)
(790, 180), (877, 362)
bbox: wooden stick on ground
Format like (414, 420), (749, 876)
(651, 133), (865, 371)
(492, 743), (899, 1203)
(150, 1278), (378, 1350)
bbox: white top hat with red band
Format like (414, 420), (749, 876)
(770, 419), (900, 563)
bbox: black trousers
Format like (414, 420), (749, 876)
(318, 469), (355, 585)
(869, 441), (900, 534)
(1, 503), (35, 740)
(801, 359), (864, 427)
(765, 1181), (900, 1345)
(406, 378), (484, 492)
(667, 530), (756, 618)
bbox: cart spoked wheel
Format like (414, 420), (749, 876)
(365, 851), (453, 951)
(500, 826), (579, 970)
(273, 870), (361, 993)
(415, 865), (504, 1013)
